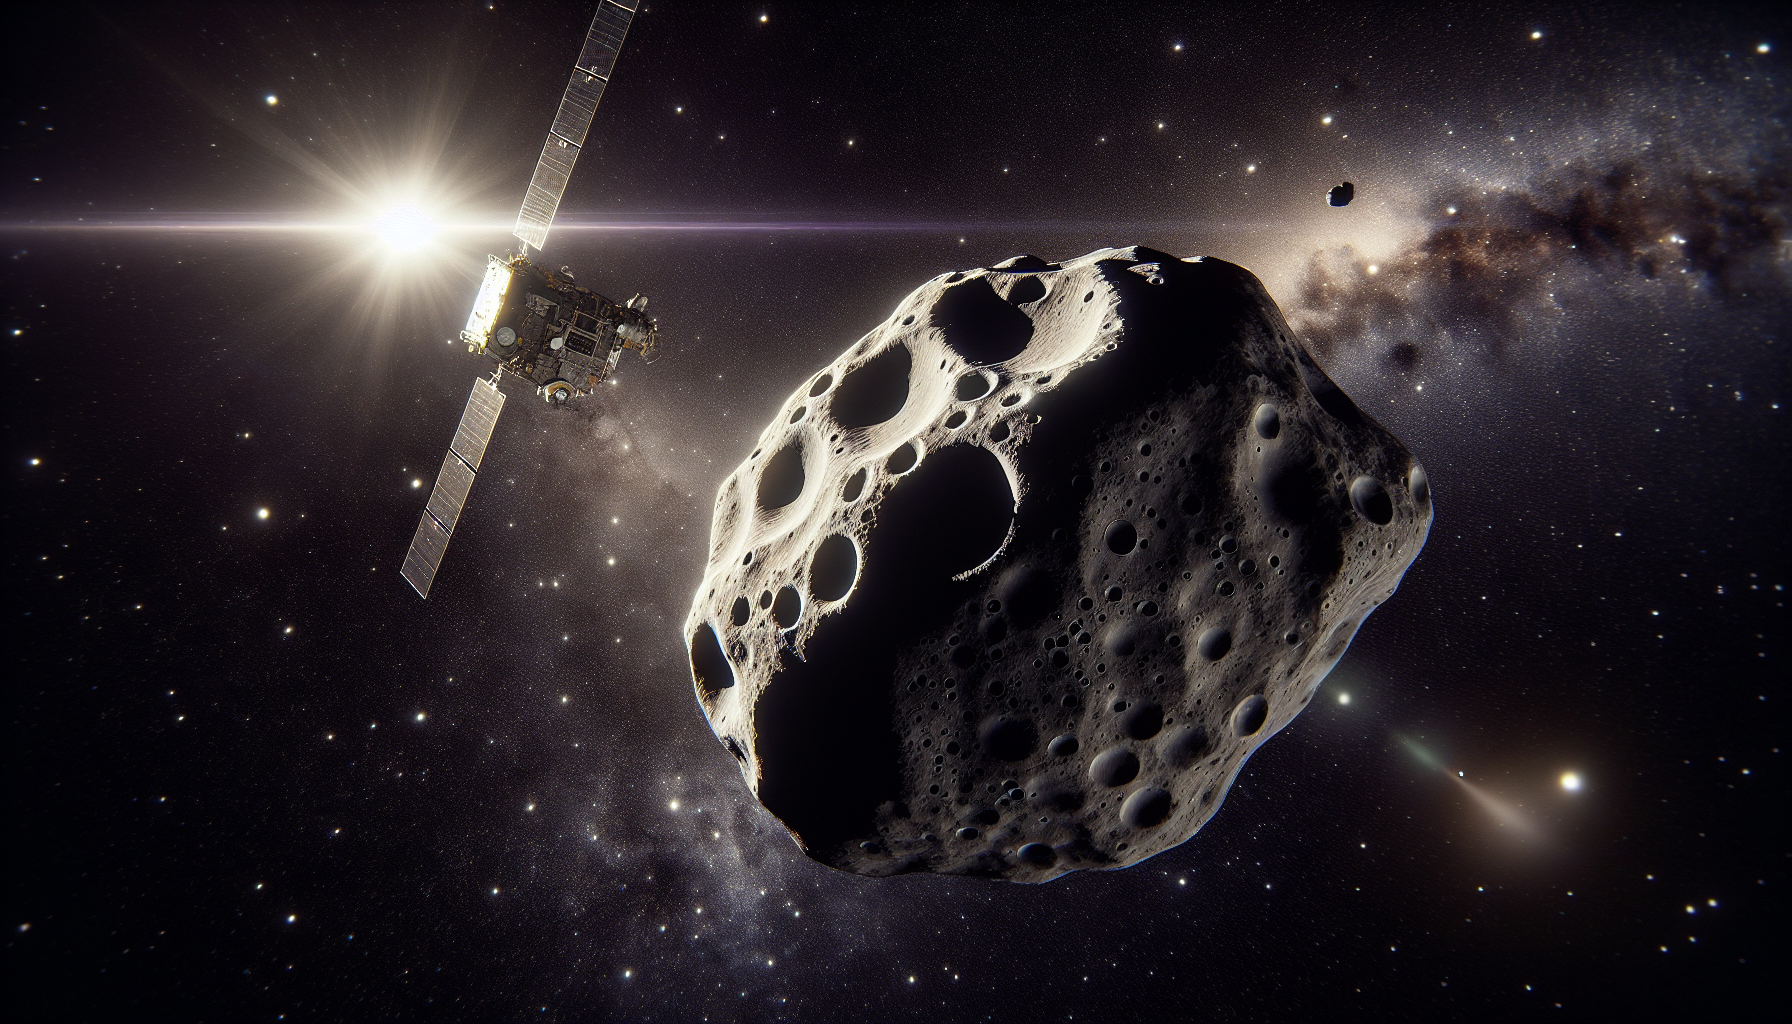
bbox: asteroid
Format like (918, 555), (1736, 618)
(685, 247), (1432, 881)
(1327, 182), (1355, 207)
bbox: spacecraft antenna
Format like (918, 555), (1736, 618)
(401, 1), (652, 599)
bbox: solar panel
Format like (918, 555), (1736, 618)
(400, 509), (451, 599)
(577, 1), (635, 80)
(512, 0), (639, 251)
(549, 72), (606, 150)
(425, 450), (477, 535)
(515, 138), (579, 252)
(401, 377), (508, 599)
(450, 377), (506, 470)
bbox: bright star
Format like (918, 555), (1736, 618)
(257, 507), (270, 519)
(1560, 771), (1583, 792)
(371, 204), (437, 252)
(266, 95), (278, 105)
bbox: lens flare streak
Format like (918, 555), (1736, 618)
(0, 214), (1289, 236)
(1397, 735), (1545, 843)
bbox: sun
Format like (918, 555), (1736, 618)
(370, 203), (439, 252)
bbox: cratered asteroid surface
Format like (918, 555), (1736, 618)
(685, 247), (1432, 881)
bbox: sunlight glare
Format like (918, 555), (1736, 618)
(371, 204), (438, 252)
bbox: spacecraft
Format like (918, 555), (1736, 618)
(401, 0), (657, 599)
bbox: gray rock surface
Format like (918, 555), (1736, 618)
(684, 247), (1432, 880)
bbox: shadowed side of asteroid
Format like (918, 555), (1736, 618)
(1010, 255), (1263, 548)
(752, 444), (1014, 865)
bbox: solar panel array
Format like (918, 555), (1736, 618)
(513, 0), (639, 251)
(401, 379), (507, 598)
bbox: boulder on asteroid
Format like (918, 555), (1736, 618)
(685, 247), (1432, 881)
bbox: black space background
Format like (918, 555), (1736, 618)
(4, 3), (1789, 1021)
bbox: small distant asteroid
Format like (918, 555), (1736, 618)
(686, 246), (1432, 881)
(1327, 182), (1354, 207)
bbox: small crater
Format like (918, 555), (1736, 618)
(1409, 463), (1431, 504)
(1120, 702), (1163, 740)
(1253, 403), (1281, 439)
(1105, 520), (1138, 554)
(1006, 276), (1047, 304)
(810, 535), (858, 601)
(955, 371), (994, 401)
(1197, 626), (1232, 661)
(886, 444), (920, 475)
(932, 278), (1034, 364)
(831, 344), (911, 428)
(842, 468), (867, 502)
(1159, 726), (1209, 768)
(1350, 476), (1393, 525)
(1232, 694), (1269, 737)
(690, 623), (734, 697)
(757, 442), (805, 509)
(772, 586), (801, 629)
(1120, 787), (1173, 829)
(1089, 747), (1140, 788)
(979, 715), (1039, 761)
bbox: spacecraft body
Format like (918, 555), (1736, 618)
(401, 0), (652, 599)
(462, 254), (660, 405)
